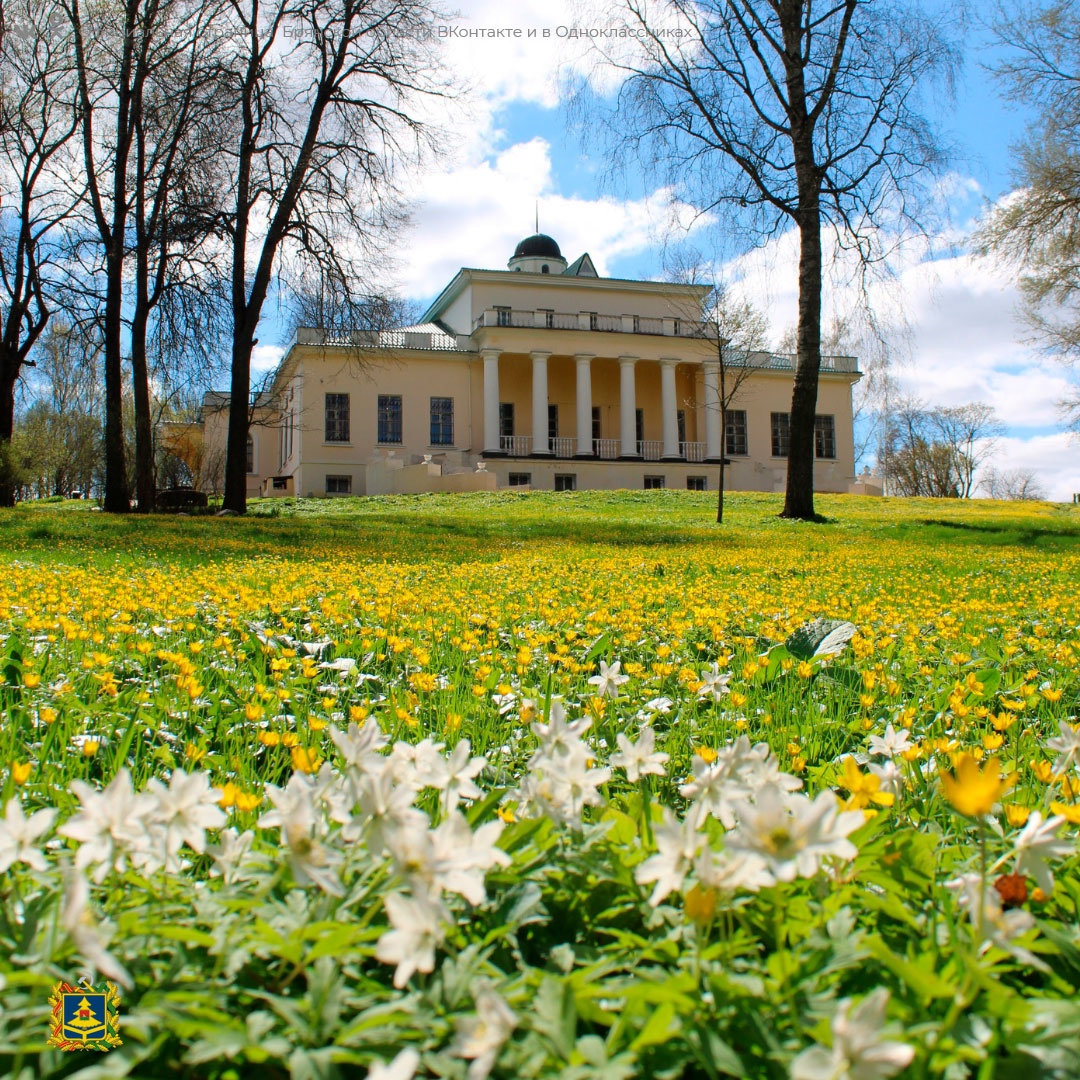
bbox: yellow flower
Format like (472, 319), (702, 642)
(258, 731), (281, 746)
(39, 707), (58, 724)
(349, 705), (369, 722)
(1050, 800), (1080, 825)
(309, 717), (328, 731)
(218, 781), (240, 808)
(941, 753), (1004, 817)
(184, 743), (207, 764)
(1030, 760), (1055, 783)
(696, 746), (718, 764)
(982, 732), (1004, 751)
(281, 732), (300, 747)
(235, 791), (262, 812)
(82, 739), (100, 757)
(245, 702), (265, 722)
(11, 760), (32, 785)
(797, 661), (813, 679)
(22, 672), (41, 689)
(840, 757), (895, 811)
(290, 746), (322, 773)
(684, 884), (718, 926)
(1004, 804), (1031, 828)
(497, 805), (516, 824)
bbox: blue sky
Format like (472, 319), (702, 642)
(253, 4), (1078, 500)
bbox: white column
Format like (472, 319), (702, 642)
(703, 361), (723, 461)
(531, 350), (551, 454)
(619, 357), (638, 457)
(482, 350), (501, 454)
(661, 358), (680, 459)
(575, 354), (594, 456)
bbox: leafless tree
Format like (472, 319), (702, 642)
(0, 0), (82, 505)
(63, 0), (235, 512)
(13, 319), (102, 497)
(886, 398), (1003, 498)
(219, 0), (451, 515)
(980, 465), (1047, 501)
(930, 402), (1004, 498)
(582, 0), (959, 519)
(977, 1), (1080, 431)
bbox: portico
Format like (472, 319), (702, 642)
(480, 349), (712, 462)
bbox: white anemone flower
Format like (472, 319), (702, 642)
(59, 768), (156, 883)
(208, 828), (256, 886)
(62, 871), (133, 989)
(259, 773), (344, 896)
(725, 788), (862, 882)
(791, 988), (914, 1080)
(0, 798), (56, 873)
(868, 724), (912, 760)
(679, 752), (752, 830)
(694, 847), (774, 894)
(1046, 720), (1080, 775)
(329, 719), (388, 775)
(1012, 811), (1071, 894)
(145, 769), (226, 870)
(425, 740), (487, 813)
(610, 726), (669, 782)
(530, 699), (591, 757)
(634, 809), (704, 905)
(947, 873), (1047, 970)
(517, 742), (610, 825)
(587, 659), (630, 699)
(375, 892), (447, 987)
(367, 1048), (420, 1080)
(697, 663), (732, 702)
(454, 981), (518, 1080)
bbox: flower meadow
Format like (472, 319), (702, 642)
(1, 491), (1080, 1080)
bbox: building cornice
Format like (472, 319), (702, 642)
(422, 267), (713, 325)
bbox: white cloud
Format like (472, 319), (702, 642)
(988, 433), (1079, 502)
(714, 209), (1080, 502)
(396, 138), (698, 299)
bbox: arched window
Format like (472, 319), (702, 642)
(541, 264), (549, 273)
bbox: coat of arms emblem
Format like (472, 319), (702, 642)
(48, 978), (122, 1051)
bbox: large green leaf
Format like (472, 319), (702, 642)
(785, 618), (858, 661)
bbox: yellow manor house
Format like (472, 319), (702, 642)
(203, 234), (869, 498)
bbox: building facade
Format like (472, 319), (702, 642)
(201, 234), (864, 497)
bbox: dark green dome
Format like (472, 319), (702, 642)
(513, 234), (562, 260)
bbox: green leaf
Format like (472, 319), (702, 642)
(584, 632), (612, 664)
(785, 618), (857, 661)
(629, 1002), (678, 1052)
(866, 938), (957, 1000)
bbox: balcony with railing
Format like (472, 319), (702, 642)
(497, 435), (707, 462)
(474, 308), (717, 339)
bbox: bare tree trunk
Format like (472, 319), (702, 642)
(223, 319), (255, 513)
(129, 312), (155, 511)
(782, 209), (823, 521)
(0, 361), (17, 507)
(102, 253), (129, 512)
